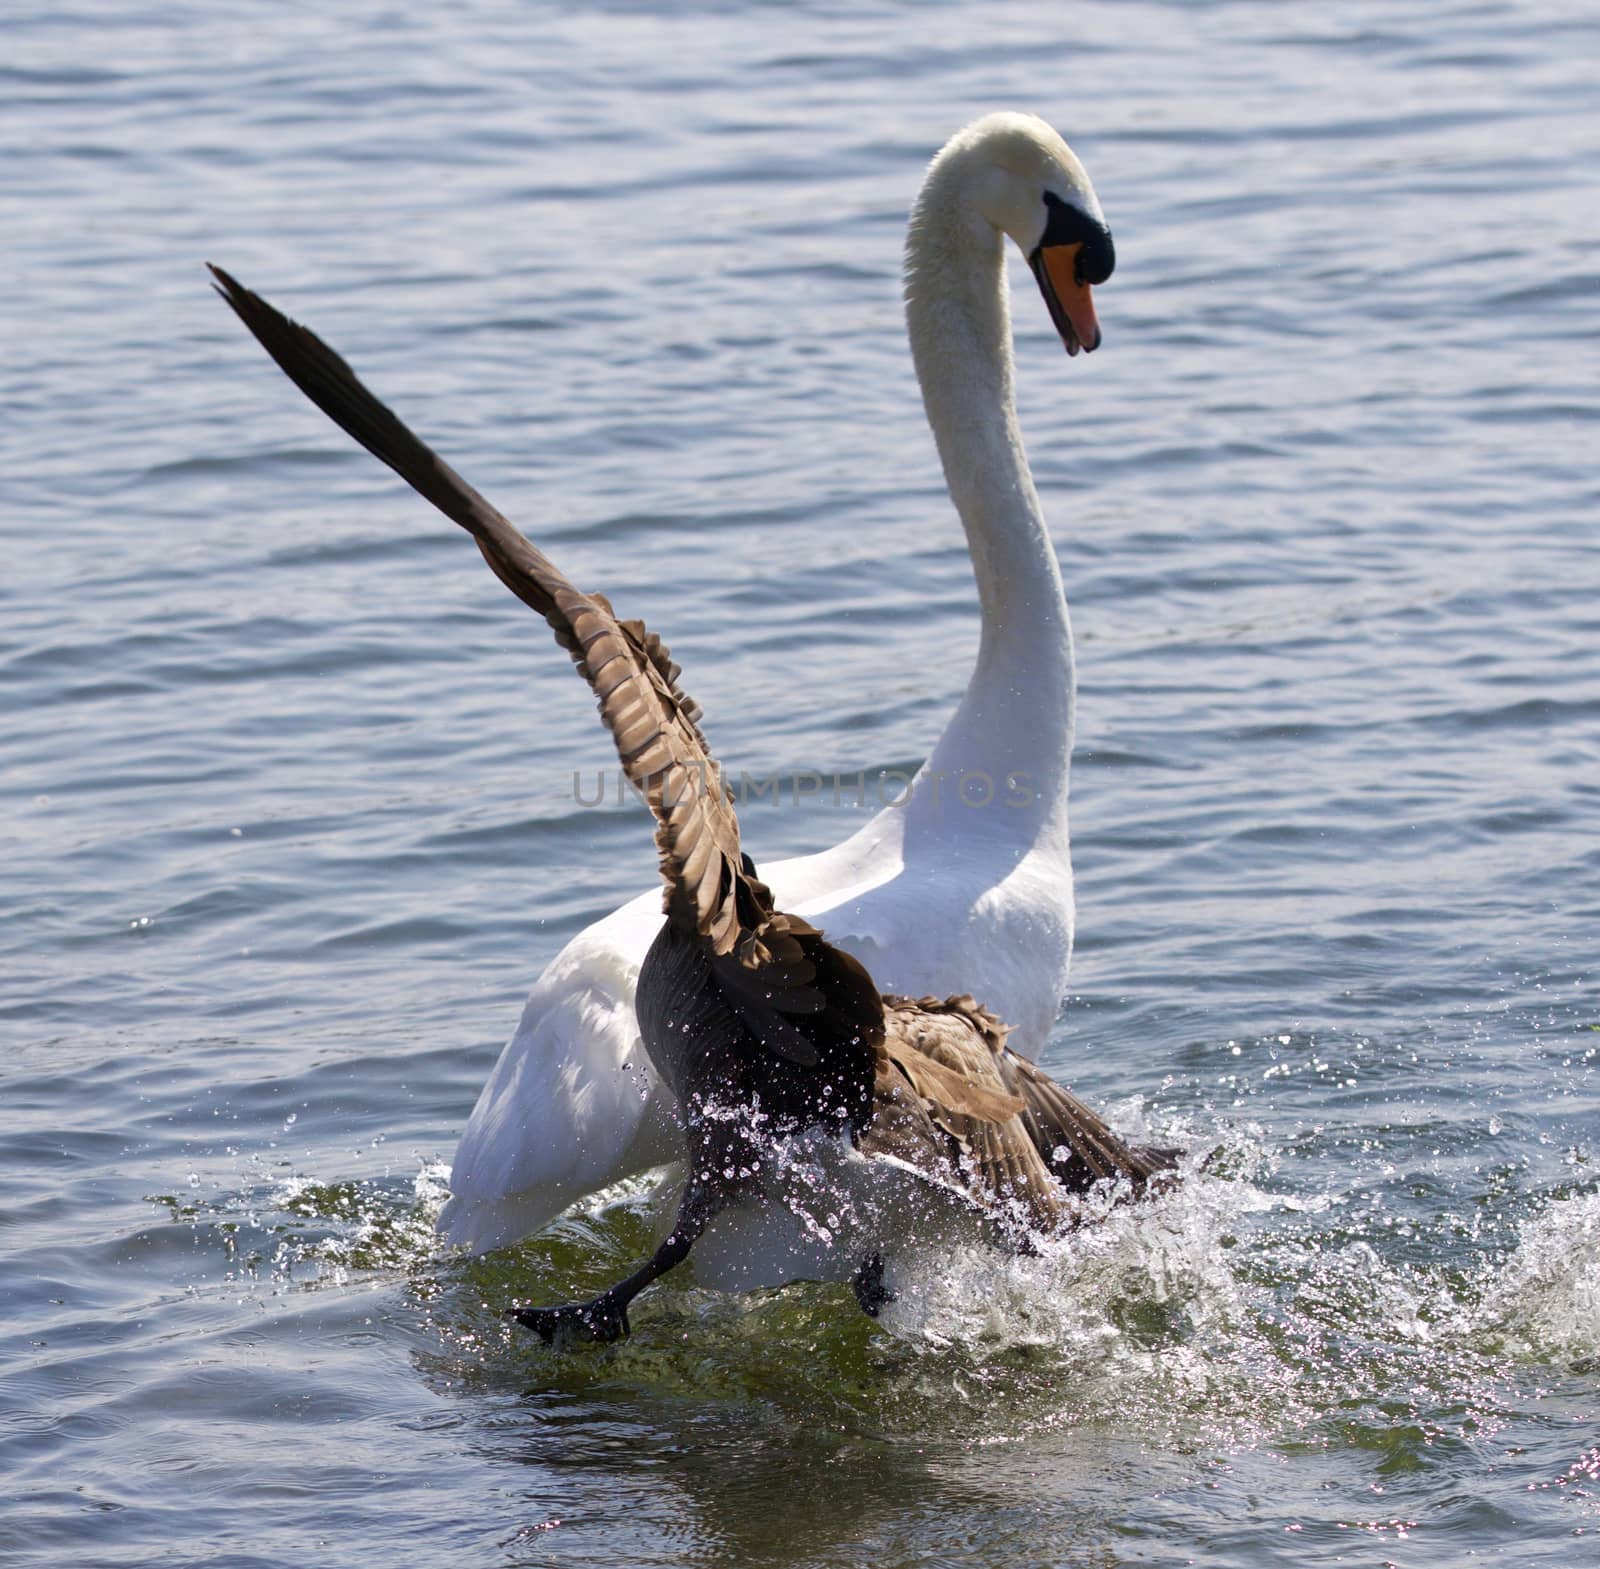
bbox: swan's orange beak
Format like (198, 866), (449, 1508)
(1029, 241), (1101, 357)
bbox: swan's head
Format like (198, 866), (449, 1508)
(928, 112), (1115, 356)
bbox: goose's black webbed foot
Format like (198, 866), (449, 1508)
(851, 1252), (896, 1318)
(506, 1293), (630, 1348)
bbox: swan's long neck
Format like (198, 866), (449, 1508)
(903, 164), (1075, 826)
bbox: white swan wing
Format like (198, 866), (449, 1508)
(435, 891), (670, 1252)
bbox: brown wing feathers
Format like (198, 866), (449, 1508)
(868, 995), (1176, 1230)
(208, 266), (771, 967)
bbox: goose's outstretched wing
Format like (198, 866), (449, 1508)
(210, 266), (793, 972)
(860, 994), (1176, 1230)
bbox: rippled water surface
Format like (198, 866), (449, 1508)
(4, 1), (1598, 1564)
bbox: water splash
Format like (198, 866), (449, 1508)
(154, 1124), (1597, 1467)
(1480, 1187), (1600, 1366)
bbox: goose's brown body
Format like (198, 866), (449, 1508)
(211, 264), (1175, 1346)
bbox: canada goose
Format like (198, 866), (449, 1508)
(210, 213), (1172, 1342)
(425, 113), (1115, 1256)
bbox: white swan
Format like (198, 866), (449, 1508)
(437, 112), (1115, 1253)
(211, 204), (1155, 1341)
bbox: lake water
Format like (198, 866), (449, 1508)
(3, 1), (1597, 1564)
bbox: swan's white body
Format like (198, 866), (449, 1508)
(439, 113), (1103, 1254)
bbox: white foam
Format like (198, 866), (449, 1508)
(1483, 1188), (1600, 1361)
(879, 1140), (1266, 1357)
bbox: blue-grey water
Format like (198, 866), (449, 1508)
(3, 1), (1597, 1564)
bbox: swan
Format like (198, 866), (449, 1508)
(208, 246), (1165, 1344)
(218, 110), (1116, 1256)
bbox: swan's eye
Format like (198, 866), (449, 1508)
(1040, 192), (1115, 286)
